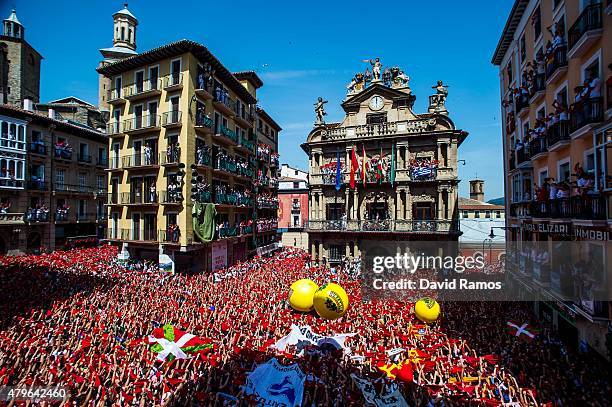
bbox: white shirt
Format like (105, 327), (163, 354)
(589, 77), (601, 98)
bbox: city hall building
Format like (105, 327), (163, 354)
(302, 61), (467, 263)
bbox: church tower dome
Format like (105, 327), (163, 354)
(3, 9), (24, 39)
(112, 3), (138, 52)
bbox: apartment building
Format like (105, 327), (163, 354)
(302, 60), (466, 264)
(492, 0), (611, 358)
(97, 39), (280, 271)
(278, 164), (309, 250)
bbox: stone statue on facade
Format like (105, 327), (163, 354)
(314, 97), (328, 124)
(390, 67), (410, 88)
(428, 80), (449, 114)
(346, 73), (365, 95)
(364, 58), (382, 82)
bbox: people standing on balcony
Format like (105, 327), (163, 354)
(149, 183), (157, 203)
(143, 144), (152, 166)
(0, 201), (11, 214)
(167, 223), (180, 243)
(196, 144), (209, 166)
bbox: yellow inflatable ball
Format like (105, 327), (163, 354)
(289, 279), (319, 312)
(414, 297), (441, 323)
(313, 283), (349, 320)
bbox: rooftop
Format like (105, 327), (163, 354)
(5, 9), (21, 25)
(97, 39), (256, 104)
(491, 0), (528, 65)
(458, 197), (504, 210)
(113, 4), (138, 22)
(234, 71), (264, 89)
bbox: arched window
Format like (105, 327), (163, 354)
(128, 28), (132, 42)
(16, 161), (23, 179)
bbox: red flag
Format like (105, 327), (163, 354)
(350, 147), (358, 189)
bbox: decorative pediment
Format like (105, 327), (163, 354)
(341, 83), (414, 112)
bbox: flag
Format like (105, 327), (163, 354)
(506, 321), (537, 340)
(361, 145), (367, 187)
(335, 150), (342, 191)
(390, 143), (396, 186)
(350, 147), (358, 189)
(148, 324), (213, 362)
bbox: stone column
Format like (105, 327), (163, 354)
(395, 190), (400, 220)
(437, 189), (443, 219)
(318, 194), (324, 219)
(345, 188), (350, 218)
(345, 241), (350, 258)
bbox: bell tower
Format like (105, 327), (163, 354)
(98, 3), (139, 112)
(469, 179), (485, 202)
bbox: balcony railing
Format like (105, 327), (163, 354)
(106, 193), (120, 205)
(215, 157), (237, 174)
(0, 179), (24, 188)
(117, 228), (158, 242)
(164, 72), (183, 88)
(109, 157), (122, 170)
(568, 3), (603, 51)
(159, 229), (181, 244)
(0, 138), (26, 150)
(77, 154), (92, 164)
(514, 94), (529, 114)
(27, 180), (47, 190)
(545, 45), (568, 81)
(106, 121), (122, 136)
(54, 147), (73, 160)
(529, 137), (547, 157)
(521, 195), (606, 220)
(124, 79), (161, 98)
(195, 113), (214, 129)
(28, 142), (47, 155)
(194, 150), (211, 167)
(123, 115), (160, 132)
(531, 73), (546, 95)
(25, 209), (50, 222)
(238, 136), (255, 152)
(160, 190), (183, 204)
(122, 153), (159, 168)
(121, 191), (158, 205)
(192, 190), (212, 203)
(96, 157), (109, 167)
(213, 90), (236, 114)
(0, 213), (25, 223)
(547, 121), (570, 146)
(107, 88), (124, 102)
(306, 219), (460, 233)
(217, 125), (238, 144)
(570, 97), (603, 132)
(162, 110), (182, 126)
(516, 147), (531, 165)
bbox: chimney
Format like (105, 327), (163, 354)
(48, 108), (55, 119)
(469, 179), (485, 202)
(23, 98), (33, 112)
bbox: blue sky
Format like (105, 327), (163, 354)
(7, 0), (514, 200)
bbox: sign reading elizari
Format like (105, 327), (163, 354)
(522, 222), (610, 241)
(522, 222), (570, 234)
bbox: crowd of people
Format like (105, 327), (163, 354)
(256, 193), (278, 209)
(26, 204), (50, 222)
(0, 246), (608, 406)
(213, 184), (252, 206)
(255, 217), (278, 233)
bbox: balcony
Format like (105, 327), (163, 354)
(160, 190), (183, 205)
(28, 142), (47, 156)
(106, 121), (123, 137)
(194, 150), (212, 167)
(192, 190), (212, 203)
(25, 209), (50, 223)
(529, 73), (546, 104)
(256, 220), (278, 233)
(237, 165), (254, 179)
(121, 191), (158, 205)
(123, 115), (161, 134)
(0, 138), (26, 151)
(53, 147), (73, 161)
(106, 192), (120, 205)
(96, 157), (109, 168)
(545, 45), (568, 85)
(107, 88), (126, 105)
(235, 108), (253, 128)
(162, 110), (182, 128)
(528, 195), (606, 220)
(237, 136), (255, 153)
(54, 211), (72, 223)
(159, 228), (181, 244)
(163, 72), (183, 90)
(214, 157), (237, 174)
(107, 157), (122, 171)
(113, 228), (158, 243)
(0, 213), (24, 224)
(213, 91), (236, 116)
(194, 113), (214, 134)
(77, 154), (92, 165)
(195, 82), (213, 100)
(514, 94), (530, 117)
(570, 97), (603, 137)
(306, 219), (460, 233)
(215, 125), (238, 145)
(529, 137), (547, 160)
(546, 121), (570, 151)
(54, 183), (94, 195)
(161, 148), (180, 166)
(27, 180), (48, 191)
(124, 79), (162, 101)
(0, 178), (24, 189)
(568, 3), (603, 59)
(76, 212), (101, 223)
(257, 199), (279, 210)
(121, 153), (159, 169)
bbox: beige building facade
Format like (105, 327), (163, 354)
(303, 61), (467, 264)
(493, 0), (612, 358)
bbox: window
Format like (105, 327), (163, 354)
(533, 6), (542, 39)
(366, 113), (387, 125)
(485, 210), (491, 218)
(55, 169), (65, 188)
(32, 130), (42, 142)
(519, 35), (526, 65)
(474, 210), (480, 218)
(97, 175), (105, 191)
(558, 160), (570, 181)
(121, 27), (125, 41)
(328, 244), (343, 262)
(537, 106), (546, 119)
(462, 210), (468, 218)
(495, 211), (501, 218)
(78, 200), (86, 217)
(78, 173), (86, 188)
(294, 170), (298, 175)
(293, 182), (299, 189)
(584, 151), (595, 174)
(539, 169), (549, 186)
(506, 61), (513, 84)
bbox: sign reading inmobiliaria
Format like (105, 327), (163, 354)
(271, 324), (356, 355)
(244, 358), (305, 407)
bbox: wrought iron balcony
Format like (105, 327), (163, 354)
(124, 79), (162, 100)
(545, 45), (568, 83)
(27, 180), (47, 191)
(77, 154), (92, 164)
(96, 157), (109, 168)
(54, 147), (73, 161)
(107, 88), (126, 104)
(516, 147), (531, 165)
(194, 151), (211, 167)
(25, 209), (50, 223)
(238, 136), (255, 152)
(213, 90), (236, 116)
(192, 190), (212, 203)
(216, 125), (238, 144)
(28, 142), (47, 155)
(306, 219), (459, 233)
(121, 153), (160, 168)
(159, 228), (181, 244)
(106, 121), (123, 136)
(106, 192), (120, 205)
(570, 97), (603, 133)
(164, 72), (183, 89)
(214, 157), (237, 174)
(195, 113), (214, 131)
(162, 110), (182, 127)
(547, 121), (570, 149)
(0, 178), (24, 189)
(529, 137), (547, 158)
(123, 115), (160, 133)
(121, 191), (159, 205)
(568, 3), (603, 57)
(160, 190), (183, 204)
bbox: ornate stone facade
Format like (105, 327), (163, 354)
(302, 59), (468, 263)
